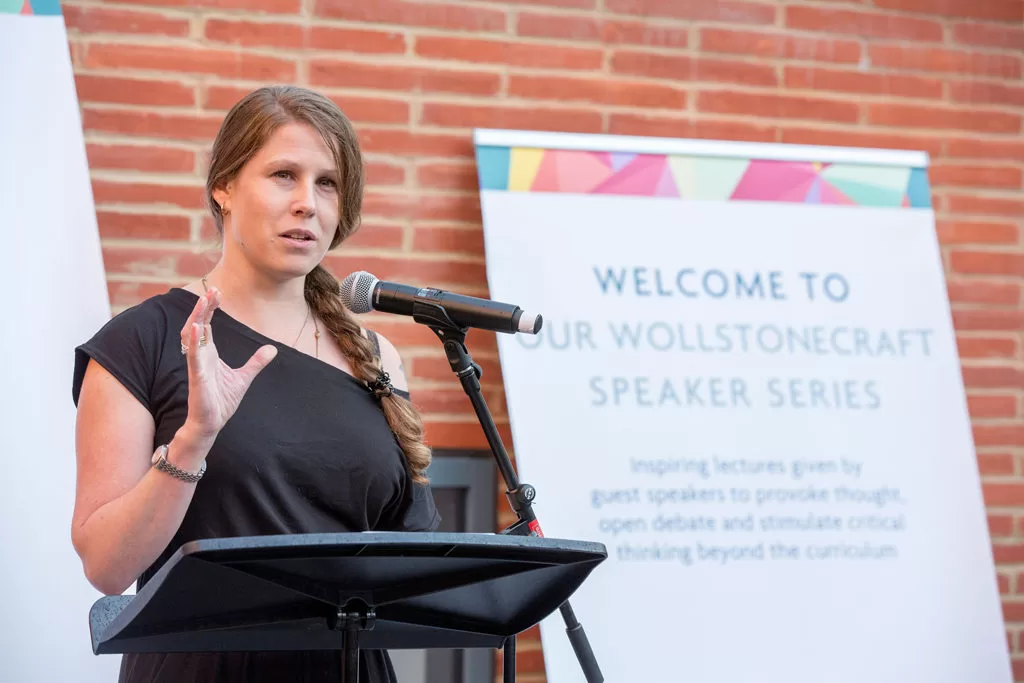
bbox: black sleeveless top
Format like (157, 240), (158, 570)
(72, 288), (441, 683)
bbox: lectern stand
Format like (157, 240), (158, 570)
(89, 532), (606, 682)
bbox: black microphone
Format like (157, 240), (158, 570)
(339, 271), (543, 335)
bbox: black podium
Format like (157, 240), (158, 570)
(89, 531), (606, 682)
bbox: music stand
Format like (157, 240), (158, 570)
(89, 531), (606, 682)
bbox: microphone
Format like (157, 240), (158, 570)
(339, 271), (543, 335)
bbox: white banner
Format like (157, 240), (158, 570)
(0, 4), (118, 681)
(474, 130), (1011, 683)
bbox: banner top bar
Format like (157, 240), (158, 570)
(472, 129), (930, 169)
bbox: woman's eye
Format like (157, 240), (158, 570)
(319, 178), (337, 188)
(273, 170), (293, 179)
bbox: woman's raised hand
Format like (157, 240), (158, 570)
(180, 288), (278, 441)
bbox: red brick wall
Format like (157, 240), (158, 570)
(65, 0), (1023, 679)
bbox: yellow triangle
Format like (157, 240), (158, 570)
(509, 148), (545, 192)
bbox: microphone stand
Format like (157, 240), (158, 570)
(416, 303), (603, 683)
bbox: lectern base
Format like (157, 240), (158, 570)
(330, 601), (375, 683)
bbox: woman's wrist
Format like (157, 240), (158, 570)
(166, 422), (216, 471)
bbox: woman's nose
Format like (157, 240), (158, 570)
(292, 178), (317, 217)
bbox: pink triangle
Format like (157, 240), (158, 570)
(590, 151), (614, 169)
(530, 152), (560, 192)
(20, 0), (33, 14)
(777, 177), (817, 202)
(592, 155), (668, 196)
(552, 150), (614, 193)
(730, 160), (820, 201)
(654, 164), (678, 197)
(817, 181), (855, 205)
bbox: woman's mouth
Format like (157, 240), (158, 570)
(279, 229), (317, 247)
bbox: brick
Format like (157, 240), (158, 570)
(950, 81), (1024, 108)
(74, 74), (195, 107)
(63, 5), (190, 36)
(357, 128), (474, 158)
(421, 418), (514, 450)
(310, 60), (500, 97)
(82, 108), (223, 142)
(937, 218), (1019, 246)
(867, 103), (1020, 133)
(412, 225), (486, 256)
(502, 0), (595, 7)
(785, 6), (943, 41)
(612, 52), (777, 87)
(204, 84), (410, 124)
(508, 73), (686, 109)
(414, 36), (603, 71)
(932, 165), (1023, 190)
(92, 180), (207, 210)
(314, 0), (506, 31)
(994, 544), (1024, 563)
(420, 102), (603, 134)
(953, 310), (1024, 332)
(700, 28), (861, 64)
(947, 194), (1024, 217)
(366, 160), (406, 186)
(364, 318), (453, 350)
(990, 513), (1016, 537)
(516, 13), (689, 47)
(785, 67), (942, 100)
(86, 144), (195, 173)
(412, 356), (503, 384)
(101, 246), (216, 278)
(999, 574), (1013, 596)
(984, 482), (1024, 506)
(411, 389), (479, 416)
(869, 44), (1021, 78)
(83, 44), (297, 81)
(979, 452), (1017, 475)
(947, 280), (1022, 305)
(976, 426), (1024, 448)
(699, 91), (859, 123)
(96, 212), (191, 241)
(947, 139), (1024, 162)
(780, 127), (943, 156)
(951, 250), (1024, 276)
(962, 366), (1024, 390)
(605, 0), (776, 25)
(607, 114), (778, 142)
(957, 336), (1019, 359)
(100, 0), (298, 11)
(873, 0), (1024, 22)
(324, 95), (412, 125)
(952, 21), (1024, 50)
(415, 163), (480, 192)
(362, 190), (483, 223)
(344, 221), (404, 250)
(204, 19), (407, 54)
(108, 281), (184, 308)
(495, 646), (546, 674)
(323, 255), (486, 287)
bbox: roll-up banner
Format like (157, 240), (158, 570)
(1, 2), (117, 681)
(474, 129), (1011, 683)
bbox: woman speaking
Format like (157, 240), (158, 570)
(70, 85), (440, 682)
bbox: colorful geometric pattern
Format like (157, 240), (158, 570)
(0, 0), (61, 14)
(475, 146), (931, 209)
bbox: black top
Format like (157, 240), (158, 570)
(72, 287), (440, 683)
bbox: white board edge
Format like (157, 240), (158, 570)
(472, 128), (930, 168)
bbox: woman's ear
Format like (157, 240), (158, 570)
(212, 183), (232, 214)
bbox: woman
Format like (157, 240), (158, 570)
(71, 85), (439, 682)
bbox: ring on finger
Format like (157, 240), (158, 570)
(180, 334), (208, 355)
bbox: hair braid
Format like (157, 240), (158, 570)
(305, 265), (432, 484)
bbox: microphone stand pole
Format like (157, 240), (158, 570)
(419, 306), (603, 683)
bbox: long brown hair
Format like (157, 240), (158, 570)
(205, 85), (431, 484)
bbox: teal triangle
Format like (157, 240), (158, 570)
(821, 176), (904, 207)
(474, 146), (510, 191)
(906, 168), (932, 208)
(28, 0), (61, 14)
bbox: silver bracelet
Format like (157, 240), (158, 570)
(151, 444), (206, 483)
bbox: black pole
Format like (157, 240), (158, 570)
(503, 636), (516, 683)
(424, 312), (604, 683)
